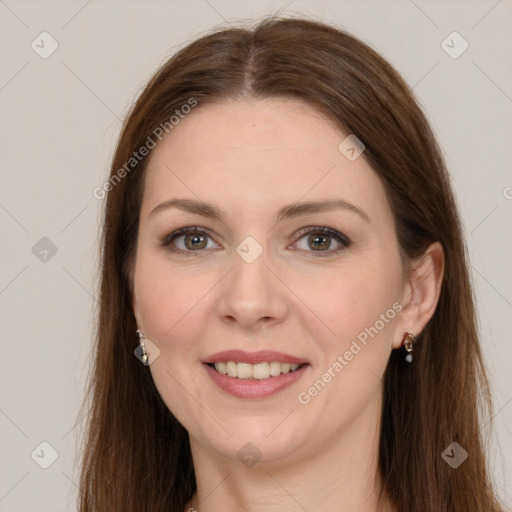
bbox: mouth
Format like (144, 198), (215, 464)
(206, 361), (307, 380)
(202, 350), (310, 399)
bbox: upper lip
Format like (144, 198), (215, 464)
(203, 350), (308, 365)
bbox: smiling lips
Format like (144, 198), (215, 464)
(211, 361), (303, 380)
(203, 349), (309, 398)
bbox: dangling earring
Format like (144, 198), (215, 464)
(402, 332), (417, 363)
(136, 329), (149, 365)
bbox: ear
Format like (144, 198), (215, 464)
(392, 241), (445, 348)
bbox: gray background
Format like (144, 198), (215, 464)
(0, 1), (510, 510)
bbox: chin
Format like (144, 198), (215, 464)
(186, 410), (318, 466)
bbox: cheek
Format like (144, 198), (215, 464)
(133, 256), (212, 418)
(303, 260), (402, 346)
(134, 253), (213, 345)
(295, 269), (401, 424)
(298, 259), (402, 411)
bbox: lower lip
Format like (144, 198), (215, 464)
(203, 363), (309, 399)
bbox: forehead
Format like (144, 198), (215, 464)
(140, 97), (391, 224)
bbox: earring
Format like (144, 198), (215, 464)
(402, 332), (417, 363)
(136, 329), (149, 365)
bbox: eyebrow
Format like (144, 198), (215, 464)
(149, 198), (370, 223)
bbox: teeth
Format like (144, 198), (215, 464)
(213, 361), (303, 379)
(252, 362), (269, 379)
(226, 361), (237, 377)
(237, 362), (252, 379)
(269, 361), (282, 376)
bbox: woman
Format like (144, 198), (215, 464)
(78, 16), (504, 511)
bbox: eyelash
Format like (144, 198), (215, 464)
(161, 225), (352, 257)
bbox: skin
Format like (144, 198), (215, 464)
(131, 97), (444, 512)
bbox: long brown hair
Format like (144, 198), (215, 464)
(77, 16), (503, 511)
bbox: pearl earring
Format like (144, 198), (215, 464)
(402, 332), (417, 363)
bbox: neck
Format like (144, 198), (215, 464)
(185, 392), (395, 512)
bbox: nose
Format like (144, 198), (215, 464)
(218, 246), (288, 331)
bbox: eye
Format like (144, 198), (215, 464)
(292, 226), (351, 256)
(161, 225), (352, 257)
(161, 226), (219, 254)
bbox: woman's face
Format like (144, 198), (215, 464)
(132, 97), (408, 464)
